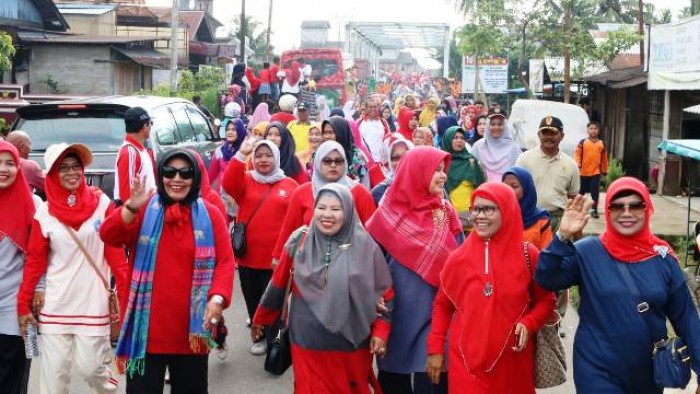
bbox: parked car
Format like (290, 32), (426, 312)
(11, 95), (220, 198)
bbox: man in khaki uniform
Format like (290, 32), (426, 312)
(516, 115), (579, 333)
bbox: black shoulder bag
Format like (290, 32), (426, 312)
(231, 185), (273, 258)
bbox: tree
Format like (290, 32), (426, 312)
(226, 16), (273, 65)
(430, 34), (462, 80)
(0, 31), (16, 74)
(693, 0), (700, 16)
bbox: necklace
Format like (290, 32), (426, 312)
(483, 281), (493, 297)
(432, 205), (448, 227)
(67, 193), (76, 208)
(323, 241), (331, 289)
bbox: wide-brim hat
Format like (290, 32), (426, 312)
(44, 142), (93, 173)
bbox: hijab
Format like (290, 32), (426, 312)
(45, 149), (101, 229)
(156, 149), (202, 206)
(311, 141), (354, 195)
(0, 141), (35, 252)
(442, 126), (484, 194)
(419, 97), (438, 127)
(396, 107), (415, 141)
(393, 97), (404, 115)
(366, 146), (461, 287)
(251, 140), (286, 184)
(220, 118), (247, 162)
(265, 121), (302, 178)
(383, 137), (413, 184)
(293, 183), (391, 347)
(381, 105), (397, 132)
(440, 182), (530, 376)
(330, 108), (345, 118)
(414, 127), (434, 147)
(436, 115), (459, 139)
(323, 117), (355, 164)
(503, 166), (550, 229)
(316, 96), (331, 122)
(192, 150), (227, 220)
(471, 116), (521, 178)
(285, 61), (301, 86)
(249, 102), (271, 127)
(252, 121), (269, 138)
(342, 101), (356, 121)
(599, 177), (675, 262)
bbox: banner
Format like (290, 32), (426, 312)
(528, 59), (544, 93)
(461, 56), (509, 94)
(648, 15), (700, 90)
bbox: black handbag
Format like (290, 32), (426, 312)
(231, 185), (273, 257)
(264, 228), (306, 375)
(616, 262), (691, 389)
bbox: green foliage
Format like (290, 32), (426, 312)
(139, 66), (227, 117)
(603, 157), (626, 189)
(0, 31), (15, 74)
(39, 74), (64, 94)
(593, 28), (641, 67)
(0, 118), (7, 137)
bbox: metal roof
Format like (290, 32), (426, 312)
(56, 4), (116, 15)
(17, 31), (163, 44)
(111, 46), (171, 68)
(345, 22), (449, 49)
(585, 66), (647, 89)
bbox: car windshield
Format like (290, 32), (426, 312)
(15, 113), (125, 152)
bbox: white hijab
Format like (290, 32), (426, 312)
(251, 140), (286, 184)
(311, 141), (355, 196)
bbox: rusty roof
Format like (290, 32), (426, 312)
(17, 31), (163, 44)
(585, 66), (647, 89)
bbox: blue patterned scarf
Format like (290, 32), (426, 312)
(115, 195), (217, 377)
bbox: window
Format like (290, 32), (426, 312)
(185, 105), (212, 142)
(151, 107), (179, 146)
(172, 105), (197, 142)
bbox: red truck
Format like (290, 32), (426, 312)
(281, 48), (346, 108)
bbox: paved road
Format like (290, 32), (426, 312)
(27, 276), (698, 393)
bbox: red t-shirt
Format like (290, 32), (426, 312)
(269, 64), (280, 82)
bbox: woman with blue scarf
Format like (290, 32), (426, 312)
(100, 149), (234, 393)
(502, 166), (552, 250)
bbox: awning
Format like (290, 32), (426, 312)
(685, 104), (700, 115)
(658, 140), (700, 161)
(112, 46), (170, 68)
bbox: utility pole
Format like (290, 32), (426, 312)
(169, 0), (179, 93)
(239, 0), (246, 63)
(638, 0), (645, 68)
(265, 0), (273, 62)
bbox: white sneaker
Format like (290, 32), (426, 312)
(250, 341), (267, 356)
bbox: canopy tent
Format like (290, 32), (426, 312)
(658, 139), (700, 267)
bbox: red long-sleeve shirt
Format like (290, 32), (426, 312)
(100, 201), (234, 354)
(271, 183), (376, 259)
(221, 157), (299, 269)
(269, 112), (297, 127)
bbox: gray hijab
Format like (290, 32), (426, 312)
(251, 140), (286, 184)
(292, 183), (392, 347)
(311, 141), (354, 196)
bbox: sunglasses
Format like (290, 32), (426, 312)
(162, 166), (195, 180)
(321, 158), (345, 167)
(608, 201), (646, 213)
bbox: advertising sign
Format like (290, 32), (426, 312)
(461, 56), (509, 94)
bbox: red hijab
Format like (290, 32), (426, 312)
(192, 150), (228, 222)
(0, 141), (35, 252)
(285, 61), (301, 86)
(366, 146), (461, 287)
(440, 182), (530, 375)
(396, 107), (415, 141)
(599, 177), (675, 262)
(45, 150), (101, 229)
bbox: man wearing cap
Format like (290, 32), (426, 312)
(114, 107), (156, 204)
(287, 102), (312, 153)
(269, 94), (298, 127)
(516, 115), (579, 328)
(358, 99), (391, 162)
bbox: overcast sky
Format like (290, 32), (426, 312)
(147, 0), (689, 61)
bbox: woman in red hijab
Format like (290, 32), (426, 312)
(17, 143), (127, 393)
(535, 177), (700, 393)
(426, 182), (555, 393)
(367, 146), (463, 393)
(396, 107), (417, 141)
(0, 141), (40, 394)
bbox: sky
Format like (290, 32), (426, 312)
(147, 0), (689, 65)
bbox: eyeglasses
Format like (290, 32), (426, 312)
(390, 155), (403, 161)
(608, 201), (646, 214)
(162, 166), (195, 180)
(469, 205), (499, 217)
(321, 158), (345, 167)
(58, 164), (82, 174)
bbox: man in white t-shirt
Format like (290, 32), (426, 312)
(357, 100), (391, 162)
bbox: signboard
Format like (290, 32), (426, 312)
(461, 56), (509, 94)
(648, 15), (700, 90)
(528, 59), (544, 93)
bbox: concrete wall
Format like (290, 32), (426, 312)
(29, 45), (113, 95)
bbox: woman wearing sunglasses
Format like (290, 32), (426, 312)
(271, 140), (376, 265)
(100, 149), (234, 393)
(535, 177), (700, 393)
(17, 143), (127, 393)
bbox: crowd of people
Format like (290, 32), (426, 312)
(2, 76), (700, 394)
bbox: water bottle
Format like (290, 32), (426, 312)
(24, 323), (39, 359)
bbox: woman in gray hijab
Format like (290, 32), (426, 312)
(252, 183), (393, 393)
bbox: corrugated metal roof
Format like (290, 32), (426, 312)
(585, 66), (646, 89)
(685, 104), (700, 115)
(18, 32), (163, 44)
(112, 46), (171, 68)
(56, 4), (116, 15)
(610, 75), (647, 89)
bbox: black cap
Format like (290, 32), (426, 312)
(297, 102), (308, 111)
(538, 115), (563, 133)
(124, 107), (151, 133)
